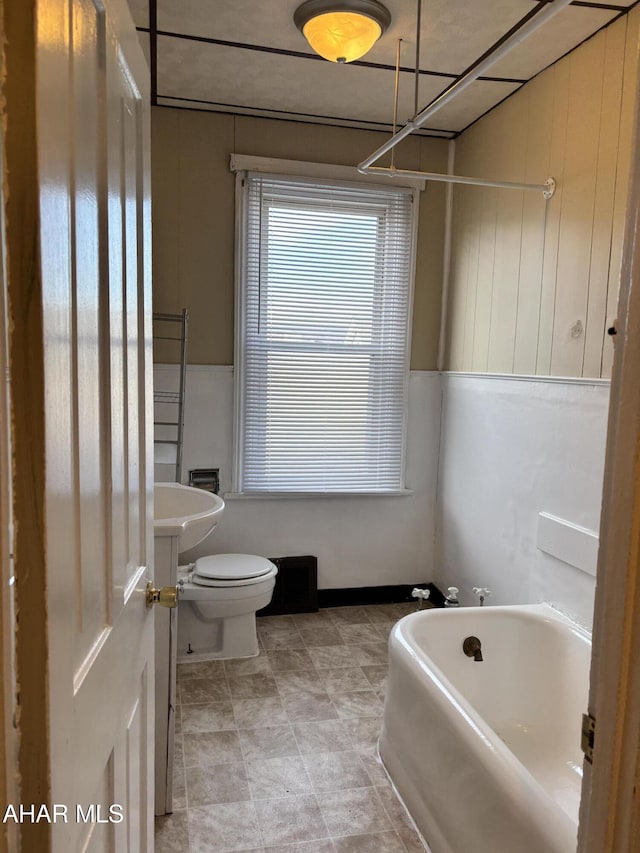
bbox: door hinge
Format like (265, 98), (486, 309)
(581, 712), (596, 764)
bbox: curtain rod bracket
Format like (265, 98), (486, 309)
(543, 177), (556, 200)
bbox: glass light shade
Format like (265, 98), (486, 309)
(302, 11), (382, 63)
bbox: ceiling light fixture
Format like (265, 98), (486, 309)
(294, 0), (391, 64)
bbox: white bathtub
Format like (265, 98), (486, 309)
(379, 603), (590, 853)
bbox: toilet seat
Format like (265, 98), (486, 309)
(191, 554), (276, 587)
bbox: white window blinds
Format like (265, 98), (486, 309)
(235, 172), (415, 494)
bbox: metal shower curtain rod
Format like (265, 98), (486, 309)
(365, 166), (556, 197)
(358, 0), (575, 198)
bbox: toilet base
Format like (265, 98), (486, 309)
(177, 608), (260, 662)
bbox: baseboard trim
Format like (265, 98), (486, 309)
(318, 582), (443, 608)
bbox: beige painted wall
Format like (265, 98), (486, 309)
(445, 8), (640, 378)
(151, 110), (449, 369)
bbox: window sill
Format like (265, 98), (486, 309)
(223, 489), (414, 501)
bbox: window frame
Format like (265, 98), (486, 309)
(232, 166), (420, 497)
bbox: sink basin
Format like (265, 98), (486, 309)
(153, 482), (225, 552)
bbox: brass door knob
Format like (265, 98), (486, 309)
(146, 582), (181, 609)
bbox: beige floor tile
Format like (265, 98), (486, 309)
(336, 625), (383, 645)
(371, 621), (397, 640)
(181, 676), (231, 705)
(348, 644), (388, 666)
(174, 733), (184, 766)
(264, 842), (335, 852)
(317, 788), (392, 837)
(238, 724), (300, 762)
(302, 750), (371, 793)
(172, 765), (187, 811)
(307, 645), (358, 669)
(331, 690), (384, 719)
(232, 696), (289, 729)
(393, 603), (419, 617)
(360, 666), (388, 694)
(291, 611), (335, 628)
(343, 717), (383, 752)
(376, 786), (417, 832)
(397, 826), (429, 851)
(155, 811), (189, 853)
(283, 692), (338, 723)
(266, 649), (314, 672)
(292, 720), (354, 755)
(224, 655), (272, 677)
(273, 669), (325, 697)
(186, 761), (250, 807)
(183, 730), (243, 768)
(357, 748), (391, 788)
(254, 794), (329, 846)
(365, 605), (402, 623)
(246, 755), (313, 799)
(160, 600), (429, 853)
(257, 626), (306, 650)
(299, 627), (345, 647)
(227, 673), (279, 700)
(178, 660), (226, 680)
(318, 667), (371, 694)
(332, 831), (406, 852)
(326, 607), (372, 625)
(181, 700), (236, 734)
(188, 801), (262, 852)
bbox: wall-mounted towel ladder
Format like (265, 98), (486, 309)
(153, 309), (188, 483)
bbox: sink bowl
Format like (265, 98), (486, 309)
(153, 482), (225, 552)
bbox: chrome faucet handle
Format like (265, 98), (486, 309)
(472, 587), (491, 606)
(411, 587), (431, 609)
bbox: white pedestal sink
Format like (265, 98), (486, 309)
(153, 483), (225, 815)
(154, 482), (225, 551)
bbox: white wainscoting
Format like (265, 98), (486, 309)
(436, 373), (610, 628)
(154, 366), (441, 590)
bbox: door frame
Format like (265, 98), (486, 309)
(576, 42), (640, 851)
(2, 0), (640, 849)
(2, 0), (155, 849)
(0, 6), (19, 848)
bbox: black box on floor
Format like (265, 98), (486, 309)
(257, 555), (318, 616)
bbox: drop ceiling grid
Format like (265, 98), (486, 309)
(153, 0), (538, 75)
(133, 0), (639, 135)
(154, 97), (456, 136)
(158, 36), (521, 133)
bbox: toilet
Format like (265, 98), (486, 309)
(177, 554), (278, 661)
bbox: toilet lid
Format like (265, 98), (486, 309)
(193, 554), (275, 582)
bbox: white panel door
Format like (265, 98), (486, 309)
(36, 0), (154, 849)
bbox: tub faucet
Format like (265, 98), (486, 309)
(473, 587), (491, 606)
(463, 636), (483, 662)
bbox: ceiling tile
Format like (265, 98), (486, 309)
(421, 79), (522, 131)
(156, 0), (539, 77)
(489, 6), (617, 79)
(156, 35), (471, 131)
(149, 1), (634, 137)
(127, 0), (149, 29)
(137, 29), (151, 72)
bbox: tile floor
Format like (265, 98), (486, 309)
(155, 602), (430, 853)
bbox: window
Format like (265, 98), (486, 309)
(234, 172), (416, 494)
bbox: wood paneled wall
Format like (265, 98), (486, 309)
(445, 8), (640, 378)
